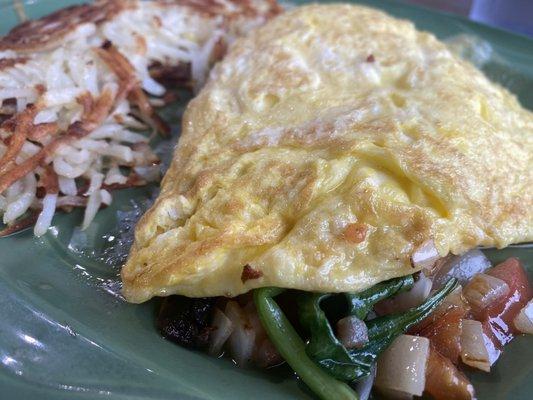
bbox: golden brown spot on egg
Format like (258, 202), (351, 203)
(241, 264), (263, 283)
(211, 37), (227, 62)
(342, 223), (367, 243)
(224, 198), (244, 214)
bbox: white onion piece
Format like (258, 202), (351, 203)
(375, 273), (432, 315)
(254, 338), (283, 368)
(355, 363), (376, 400)
(461, 320), (490, 372)
(433, 249), (491, 289)
(410, 239), (440, 271)
(514, 300), (533, 334)
(243, 301), (265, 340)
(463, 273), (509, 312)
(336, 316), (368, 349)
(375, 335), (429, 397)
(208, 308), (233, 356)
(433, 286), (470, 317)
(225, 301), (255, 367)
(242, 302), (282, 367)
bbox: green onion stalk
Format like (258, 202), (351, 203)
(254, 287), (358, 400)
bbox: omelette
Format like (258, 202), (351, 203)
(122, 4), (533, 303)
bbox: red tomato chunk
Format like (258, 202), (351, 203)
(483, 258), (532, 348)
(425, 345), (475, 400)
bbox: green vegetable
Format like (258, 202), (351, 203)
(254, 287), (358, 400)
(298, 292), (365, 381)
(345, 275), (414, 319)
(297, 276), (414, 381)
(299, 278), (458, 382)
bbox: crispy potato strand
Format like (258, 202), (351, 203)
(0, 105), (37, 174)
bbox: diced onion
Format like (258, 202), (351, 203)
(254, 338), (283, 368)
(336, 316), (368, 349)
(433, 249), (491, 289)
(411, 239), (440, 271)
(375, 335), (429, 397)
(242, 301), (282, 367)
(460, 320), (490, 372)
(225, 301), (255, 367)
(514, 300), (533, 334)
(208, 308), (233, 356)
(463, 273), (509, 312)
(432, 285), (470, 317)
(243, 301), (265, 340)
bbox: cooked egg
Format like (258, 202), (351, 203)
(122, 4), (533, 303)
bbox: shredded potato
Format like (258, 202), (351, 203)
(0, 0), (279, 235)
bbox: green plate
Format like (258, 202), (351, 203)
(0, 1), (531, 399)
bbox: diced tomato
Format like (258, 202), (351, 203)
(424, 345), (475, 400)
(482, 258), (532, 348)
(418, 306), (467, 364)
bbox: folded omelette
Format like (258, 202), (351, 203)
(122, 4), (533, 303)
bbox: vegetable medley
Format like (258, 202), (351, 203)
(157, 252), (532, 400)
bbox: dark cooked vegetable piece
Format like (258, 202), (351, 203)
(157, 296), (216, 349)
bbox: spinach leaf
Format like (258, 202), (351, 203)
(298, 292), (367, 380)
(299, 277), (458, 382)
(345, 275), (414, 319)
